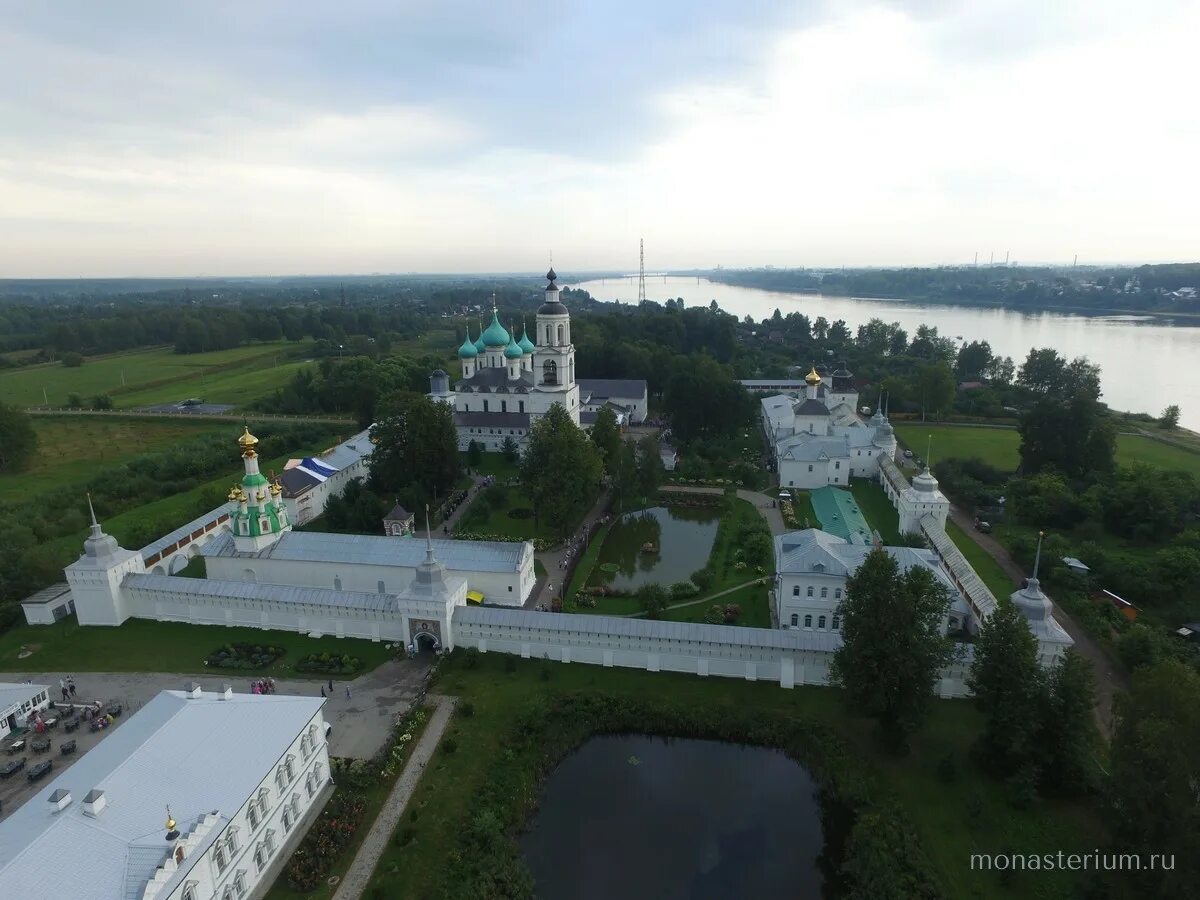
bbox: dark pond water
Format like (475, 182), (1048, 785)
(590, 506), (719, 591)
(521, 735), (825, 900)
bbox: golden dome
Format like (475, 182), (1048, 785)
(804, 366), (821, 386)
(227, 485), (240, 502)
(269, 480), (282, 496)
(238, 426), (259, 450)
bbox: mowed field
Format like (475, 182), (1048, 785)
(894, 423), (1200, 476)
(0, 341), (313, 409)
(0, 417), (234, 502)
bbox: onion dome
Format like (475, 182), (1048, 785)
(481, 310), (511, 347)
(504, 326), (524, 359)
(804, 366), (821, 386)
(911, 466), (939, 493)
(457, 330), (478, 359)
(238, 426), (259, 456)
(539, 267), (568, 315)
(546, 267), (557, 282)
(517, 323), (536, 354)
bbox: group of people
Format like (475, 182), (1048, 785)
(57, 677), (77, 702)
(250, 677), (277, 695)
(319, 678), (351, 700)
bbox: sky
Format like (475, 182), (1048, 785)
(1, 0), (1197, 277)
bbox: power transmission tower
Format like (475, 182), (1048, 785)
(637, 238), (647, 303)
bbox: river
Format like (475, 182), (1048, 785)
(576, 276), (1200, 431)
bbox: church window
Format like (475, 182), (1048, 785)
(483, 399), (489, 412)
(803, 615), (812, 628)
(806, 586), (814, 597)
(820, 587), (828, 598)
(807, 465), (813, 472)
(333, 577), (342, 591)
(790, 614), (799, 626)
(543, 360), (558, 385)
(792, 586), (799, 596)
(234, 872), (248, 898)
(818, 616), (826, 629)
(222, 886), (235, 900)
(226, 828), (239, 854)
(835, 462), (840, 469)
(215, 846), (228, 873)
(247, 803), (259, 830)
(183, 885), (199, 900)
(546, 324), (553, 343)
(254, 846), (267, 873)
(501, 400), (507, 412)
(282, 807), (293, 833)
(557, 324), (564, 343)
(519, 400), (525, 413)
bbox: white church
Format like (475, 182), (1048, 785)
(61, 427), (534, 651)
(760, 363), (898, 490)
(428, 268), (648, 451)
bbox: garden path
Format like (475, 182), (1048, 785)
(331, 694), (456, 900)
(619, 577), (765, 617)
(526, 490), (613, 610)
(417, 475), (485, 538)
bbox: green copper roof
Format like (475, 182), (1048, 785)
(481, 310), (511, 347)
(458, 330), (478, 358)
(504, 332), (524, 359)
(474, 331), (486, 352)
(517, 326), (535, 354)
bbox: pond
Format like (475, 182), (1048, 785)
(590, 506), (719, 591)
(521, 734), (825, 900)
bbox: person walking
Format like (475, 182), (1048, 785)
(320, 686), (326, 698)
(345, 685), (352, 700)
(327, 678), (333, 693)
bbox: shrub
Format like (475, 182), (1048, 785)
(459, 701), (475, 718)
(690, 567), (716, 591)
(442, 737), (458, 755)
(203, 642), (284, 669)
(284, 792), (368, 891)
(937, 752), (957, 783)
(61, 351), (84, 367)
(295, 652), (363, 675)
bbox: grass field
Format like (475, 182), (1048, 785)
(0, 341), (313, 409)
(0, 416), (232, 502)
(365, 652), (1104, 899)
(848, 478), (903, 543)
(895, 423), (1200, 475)
(946, 520), (1018, 600)
(656, 582), (771, 627)
(0, 617), (394, 676)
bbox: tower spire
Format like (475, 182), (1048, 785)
(86, 491), (100, 532)
(424, 504), (433, 558)
(1032, 530), (1044, 582)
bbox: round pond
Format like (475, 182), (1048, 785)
(521, 734), (825, 899)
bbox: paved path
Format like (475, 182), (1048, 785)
(332, 694), (456, 900)
(618, 577), (765, 617)
(8, 659), (432, 760)
(946, 505), (1129, 737)
(527, 490), (613, 609)
(418, 475), (485, 539)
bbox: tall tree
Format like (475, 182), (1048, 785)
(1018, 394), (1116, 478)
(635, 435), (665, 497)
(589, 407), (622, 475)
(663, 356), (752, 445)
(1017, 347), (1065, 393)
(831, 549), (958, 753)
(368, 392), (462, 510)
(1110, 661), (1200, 899)
(911, 363), (956, 421)
(954, 340), (993, 381)
(967, 599), (1045, 776)
(1160, 404), (1181, 428)
(0, 404), (37, 473)
(519, 404), (603, 539)
(1039, 650), (1097, 795)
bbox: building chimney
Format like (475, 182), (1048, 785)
(48, 789), (72, 812)
(83, 789), (106, 817)
(184, 682), (202, 699)
(219, 684), (233, 700)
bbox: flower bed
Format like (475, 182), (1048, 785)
(284, 792), (368, 891)
(295, 651), (363, 675)
(204, 642), (284, 669)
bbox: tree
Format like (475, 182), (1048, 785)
(368, 393), (462, 511)
(907, 325), (956, 363)
(0, 404), (37, 473)
(611, 441), (639, 512)
(1017, 347), (1065, 393)
(500, 436), (519, 464)
(61, 351), (84, 367)
(519, 404), (603, 539)
(1160, 404), (1181, 429)
(1040, 651), (1097, 796)
(954, 340), (993, 381)
(662, 356), (753, 445)
(67, 392), (83, 409)
(812, 316), (830, 340)
(466, 439), (483, 470)
(984, 354), (1015, 386)
(967, 599), (1045, 776)
(91, 394), (113, 410)
(636, 583), (669, 619)
(1109, 661), (1200, 898)
(635, 435), (664, 498)
(1018, 395), (1115, 478)
(911, 363), (955, 421)
(831, 549), (958, 753)
(589, 407), (622, 475)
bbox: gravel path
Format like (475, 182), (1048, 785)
(331, 694), (457, 900)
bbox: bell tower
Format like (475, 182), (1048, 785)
(230, 427), (291, 552)
(532, 268), (580, 422)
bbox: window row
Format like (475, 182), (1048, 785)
(791, 585), (842, 599)
(789, 614), (841, 630)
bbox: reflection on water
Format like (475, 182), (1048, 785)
(591, 506), (718, 591)
(521, 735), (825, 900)
(578, 277), (1200, 431)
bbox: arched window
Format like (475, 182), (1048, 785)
(377, 580), (385, 594)
(818, 615), (826, 629)
(806, 586), (814, 597)
(792, 586), (799, 596)
(333, 576), (342, 591)
(254, 846), (267, 872)
(835, 588), (842, 599)
(820, 587), (828, 598)
(557, 323), (564, 344)
(542, 360), (557, 385)
(832, 615), (841, 630)
(545, 324), (553, 344)
(790, 614), (799, 626)
(803, 615), (812, 628)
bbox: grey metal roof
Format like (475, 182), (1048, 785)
(454, 410), (531, 428)
(0, 689), (323, 900)
(203, 529), (528, 573)
(280, 466), (322, 496)
(452, 605), (844, 652)
(794, 398), (830, 416)
(320, 429), (374, 470)
(138, 505), (228, 558)
(19, 582), (72, 607)
(124, 572), (402, 612)
(774, 529), (959, 595)
(577, 378), (647, 400)
(0, 681), (50, 713)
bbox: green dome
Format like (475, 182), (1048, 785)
(504, 334), (524, 359)
(517, 326), (536, 354)
(458, 331), (478, 359)
(474, 332), (486, 353)
(481, 311), (511, 347)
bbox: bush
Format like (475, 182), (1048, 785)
(441, 737), (458, 755)
(459, 701), (475, 718)
(284, 792), (368, 891)
(61, 351), (84, 367)
(295, 652), (363, 675)
(690, 567), (716, 591)
(203, 642), (284, 669)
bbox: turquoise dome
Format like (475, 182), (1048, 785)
(458, 331), (478, 359)
(517, 325), (536, 354)
(481, 311), (511, 347)
(504, 335), (524, 359)
(474, 332), (486, 353)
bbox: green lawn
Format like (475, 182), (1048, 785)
(113, 359), (314, 410)
(464, 451), (519, 480)
(0, 416), (231, 502)
(894, 424), (1200, 476)
(946, 520), (1018, 600)
(365, 652), (1104, 900)
(455, 484), (552, 541)
(781, 489), (817, 529)
(0, 341), (313, 409)
(848, 478), (903, 543)
(0, 617), (394, 676)
(656, 582), (772, 627)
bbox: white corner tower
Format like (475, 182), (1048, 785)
(65, 494), (146, 626)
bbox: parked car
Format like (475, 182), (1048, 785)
(27, 760), (53, 782)
(975, 520), (992, 533)
(0, 758), (25, 779)
(903, 449), (913, 457)
(178, 398), (204, 407)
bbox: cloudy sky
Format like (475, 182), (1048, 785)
(1, 0), (1196, 277)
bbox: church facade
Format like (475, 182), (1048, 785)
(760, 363), (898, 490)
(429, 269), (647, 450)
